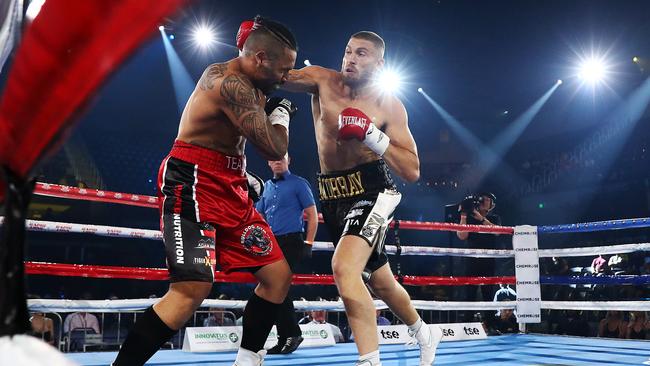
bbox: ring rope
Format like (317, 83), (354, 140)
(26, 298), (650, 314)
(25, 262), (650, 286)
(539, 217), (650, 233)
(33, 182), (650, 234)
(34, 182), (158, 209)
(541, 274), (650, 286)
(6, 218), (650, 258)
(24, 261), (516, 286)
(32, 182), (514, 234)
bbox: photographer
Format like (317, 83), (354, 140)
(456, 192), (502, 304)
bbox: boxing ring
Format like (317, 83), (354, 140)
(57, 335), (650, 366)
(16, 182), (650, 366)
(2, 2), (648, 365)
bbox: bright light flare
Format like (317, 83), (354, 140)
(192, 25), (216, 49)
(578, 57), (608, 84)
(375, 69), (403, 94)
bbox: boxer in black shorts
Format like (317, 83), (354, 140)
(319, 159), (397, 277)
(283, 31), (442, 365)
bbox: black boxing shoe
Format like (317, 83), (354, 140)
(266, 338), (287, 355)
(279, 336), (304, 354)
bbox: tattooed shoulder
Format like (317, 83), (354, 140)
(199, 63), (229, 90)
(220, 74), (258, 117)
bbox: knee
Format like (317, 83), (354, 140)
(331, 257), (358, 281)
(260, 264), (292, 294)
(332, 261), (362, 298)
(171, 281), (212, 305)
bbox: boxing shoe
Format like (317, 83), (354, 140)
(407, 324), (443, 365)
(232, 348), (266, 366)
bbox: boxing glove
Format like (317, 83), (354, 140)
(265, 97), (297, 132)
(246, 171), (264, 203)
(338, 107), (390, 156)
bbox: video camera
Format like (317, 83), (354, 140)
(445, 192), (496, 223)
(458, 195), (481, 214)
(458, 192), (496, 215)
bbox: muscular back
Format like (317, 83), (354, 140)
(176, 61), (288, 160)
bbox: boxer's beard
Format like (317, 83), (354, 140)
(342, 69), (373, 89)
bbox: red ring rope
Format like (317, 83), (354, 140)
(32, 182), (514, 234)
(25, 261), (515, 286)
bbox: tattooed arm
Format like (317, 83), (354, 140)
(218, 73), (288, 160)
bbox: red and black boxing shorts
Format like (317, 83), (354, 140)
(318, 159), (401, 274)
(157, 140), (284, 283)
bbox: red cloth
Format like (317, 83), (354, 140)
(0, 0), (186, 203)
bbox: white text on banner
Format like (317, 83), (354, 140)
(377, 323), (486, 345)
(513, 225), (541, 323)
(182, 324), (334, 352)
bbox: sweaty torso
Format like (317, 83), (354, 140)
(312, 71), (390, 173)
(176, 62), (248, 155)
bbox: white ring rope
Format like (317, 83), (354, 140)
(27, 299), (650, 313)
(0, 218), (163, 240)
(6, 217), (650, 258)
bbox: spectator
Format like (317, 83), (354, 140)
(203, 307), (235, 327)
(485, 307), (518, 335)
(63, 311), (100, 334)
(309, 309), (344, 343)
(598, 311), (627, 338)
(625, 311), (648, 340)
(485, 284), (518, 335)
(554, 310), (590, 337)
(376, 310), (391, 326)
(591, 255), (607, 275)
(608, 254), (627, 275)
(543, 257), (570, 301)
(492, 284), (517, 321)
(29, 312), (55, 346)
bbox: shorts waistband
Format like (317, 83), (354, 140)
(317, 159), (395, 201)
(169, 140), (246, 176)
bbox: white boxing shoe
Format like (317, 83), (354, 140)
(233, 348), (266, 366)
(407, 324), (443, 365)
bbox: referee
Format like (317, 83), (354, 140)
(256, 154), (318, 354)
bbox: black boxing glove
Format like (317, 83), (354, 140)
(265, 97), (297, 133)
(246, 171), (264, 203)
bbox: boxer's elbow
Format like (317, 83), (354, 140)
(261, 134), (288, 160)
(402, 162), (420, 183)
(403, 169), (420, 183)
(262, 147), (287, 161)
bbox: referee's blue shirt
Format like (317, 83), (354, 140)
(256, 170), (315, 236)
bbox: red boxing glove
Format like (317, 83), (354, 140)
(236, 20), (254, 51)
(338, 107), (370, 141)
(338, 107), (390, 155)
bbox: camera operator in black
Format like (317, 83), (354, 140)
(456, 192), (501, 304)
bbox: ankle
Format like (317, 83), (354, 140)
(357, 350), (381, 366)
